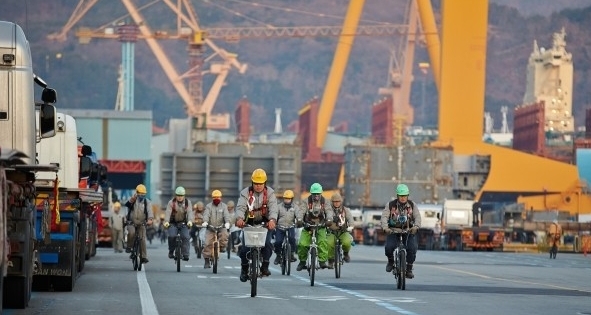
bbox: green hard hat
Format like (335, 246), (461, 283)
(396, 184), (409, 196)
(310, 183), (323, 194)
(175, 186), (186, 196)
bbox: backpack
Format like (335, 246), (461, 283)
(388, 199), (415, 225)
(126, 199), (148, 222)
(247, 186), (268, 216)
(307, 195), (326, 210)
(171, 198), (189, 222)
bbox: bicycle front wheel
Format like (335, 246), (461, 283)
(335, 243), (342, 279)
(250, 249), (259, 297)
(227, 234), (232, 259)
(176, 240), (181, 272)
(132, 240), (140, 271)
(309, 247), (317, 286)
(196, 238), (202, 259)
(213, 242), (219, 274)
(285, 242), (291, 276)
(399, 250), (406, 290)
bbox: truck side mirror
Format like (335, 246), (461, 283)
(39, 103), (56, 138)
(41, 87), (57, 104)
(79, 156), (92, 178)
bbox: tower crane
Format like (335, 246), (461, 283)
(49, 0), (247, 140)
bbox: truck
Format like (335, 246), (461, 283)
(0, 21), (59, 309)
(32, 114), (104, 291)
(439, 199), (504, 251)
(415, 203), (442, 250)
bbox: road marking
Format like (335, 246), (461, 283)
(281, 267), (422, 315)
(223, 293), (287, 300)
(293, 295), (348, 301)
(429, 265), (591, 293)
(137, 266), (159, 315)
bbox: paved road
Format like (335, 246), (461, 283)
(4, 241), (591, 315)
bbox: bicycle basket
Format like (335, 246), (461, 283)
(243, 227), (268, 247)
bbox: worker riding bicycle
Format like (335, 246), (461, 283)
(163, 186), (194, 261)
(235, 168), (279, 282)
(296, 183), (333, 271)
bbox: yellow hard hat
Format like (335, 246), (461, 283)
(283, 190), (294, 199)
(136, 184), (147, 194)
(251, 168), (267, 184)
(212, 190), (222, 198)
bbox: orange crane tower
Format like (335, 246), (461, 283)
(418, 0), (591, 216)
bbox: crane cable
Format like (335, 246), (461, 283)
(200, 0), (396, 26)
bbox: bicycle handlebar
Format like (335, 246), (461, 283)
(304, 222), (325, 229)
(389, 228), (410, 235)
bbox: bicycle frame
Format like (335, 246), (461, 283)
(243, 224), (268, 298)
(278, 225), (294, 276)
(392, 230), (408, 290)
(173, 223), (187, 272)
(129, 223), (145, 272)
(305, 223), (322, 286)
(332, 229), (345, 278)
(208, 225), (224, 274)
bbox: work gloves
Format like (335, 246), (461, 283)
(187, 221), (193, 228)
(347, 226), (354, 232)
(410, 225), (419, 234)
(224, 222), (230, 230)
(202, 222), (208, 228)
(163, 222), (170, 229)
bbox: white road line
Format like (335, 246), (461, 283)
(278, 267), (422, 315)
(137, 266), (159, 315)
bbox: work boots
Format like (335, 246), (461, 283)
(240, 264), (249, 282)
(261, 261), (271, 276)
(406, 263), (414, 279)
(168, 251), (174, 259)
(290, 252), (297, 262)
(204, 258), (211, 269)
(296, 261), (306, 271)
(273, 253), (281, 265)
(386, 258), (394, 272)
(327, 259), (335, 269)
(343, 252), (350, 263)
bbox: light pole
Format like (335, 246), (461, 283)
(419, 62), (430, 125)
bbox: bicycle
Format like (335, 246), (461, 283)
(207, 224), (225, 274)
(278, 224), (295, 276)
(243, 224), (268, 297)
(227, 228), (233, 260)
(192, 227), (203, 259)
(391, 228), (409, 290)
(129, 223), (145, 272)
(304, 222), (323, 286)
(550, 239), (558, 259)
(173, 222), (188, 273)
(331, 229), (347, 279)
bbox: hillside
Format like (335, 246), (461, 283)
(2, 0), (591, 133)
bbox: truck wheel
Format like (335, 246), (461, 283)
(3, 276), (29, 309)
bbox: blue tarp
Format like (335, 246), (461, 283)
(577, 149), (591, 186)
